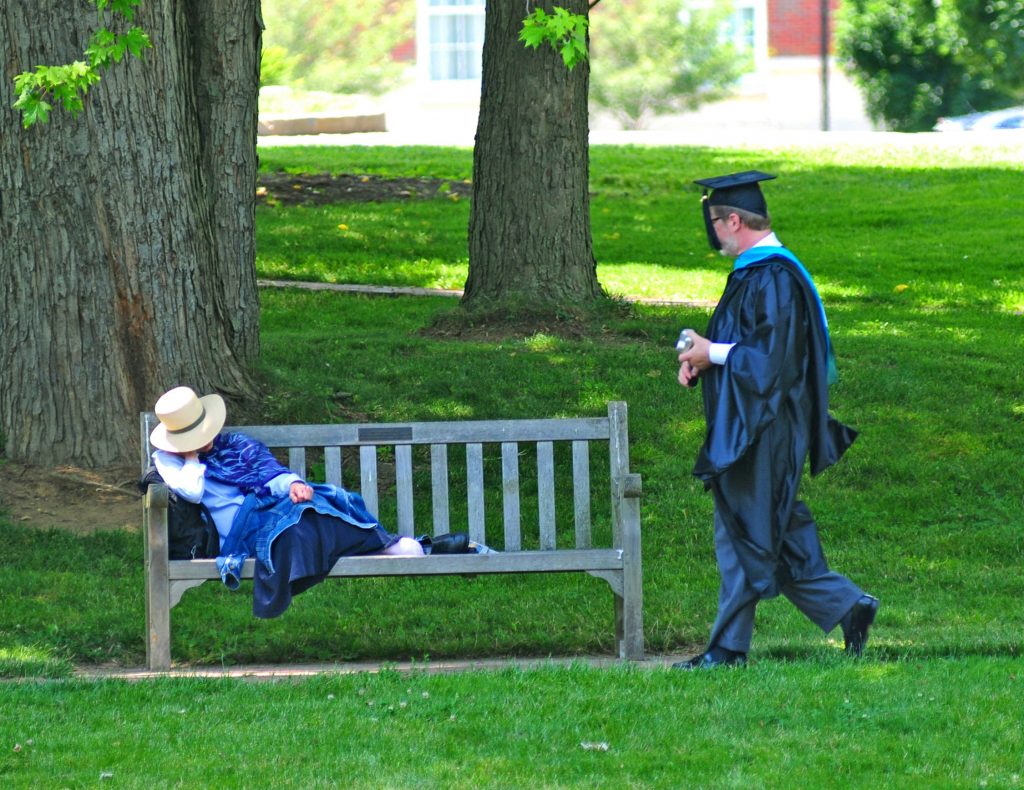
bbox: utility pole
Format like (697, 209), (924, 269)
(820, 0), (831, 131)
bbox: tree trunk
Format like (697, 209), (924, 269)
(0, 0), (262, 467)
(463, 0), (602, 308)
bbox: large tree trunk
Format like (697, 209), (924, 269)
(0, 0), (262, 467)
(463, 0), (602, 308)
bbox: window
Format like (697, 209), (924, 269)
(723, 5), (757, 53)
(688, 0), (767, 82)
(418, 0), (485, 83)
(719, 0), (768, 91)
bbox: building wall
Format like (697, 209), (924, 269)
(767, 0), (839, 56)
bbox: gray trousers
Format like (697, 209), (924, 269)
(710, 508), (863, 653)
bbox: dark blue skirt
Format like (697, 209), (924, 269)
(253, 508), (396, 618)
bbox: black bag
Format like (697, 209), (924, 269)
(139, 468), (220, 560)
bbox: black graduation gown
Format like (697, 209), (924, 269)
(693, 256), (857, 601)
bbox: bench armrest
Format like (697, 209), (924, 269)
(145, 481), (169, 510)
(621, 473), (642, 499)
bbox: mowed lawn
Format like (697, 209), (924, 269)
(2, 138), (1023, 787)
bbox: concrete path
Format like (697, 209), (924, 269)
(75, 654), (696, 681)
(257, 279), (717, 309)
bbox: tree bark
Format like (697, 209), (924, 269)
(464, 0), (602, 308)
(0, 0), (262, 467)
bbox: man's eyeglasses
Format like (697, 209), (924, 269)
(710, 216), (725, 223)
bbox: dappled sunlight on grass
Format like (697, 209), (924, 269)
(257, 202), (469, 289)
(523, 333), (563, 353)
(0, 644), (73, 678)
(816, 282), (869, 301)
(421, 399), (476, 420)
(846, 318), (909, 338)
(998, 290), (1024, 316)
(598, 262), (725, 302)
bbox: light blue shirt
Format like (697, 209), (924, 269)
(152, 449), (301, 542)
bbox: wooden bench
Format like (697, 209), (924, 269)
(140, 402), (643, 671)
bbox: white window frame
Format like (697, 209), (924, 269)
(688, 0), (768, 92)
(416, 0), (486, 95)
(727, 0), (769, 90)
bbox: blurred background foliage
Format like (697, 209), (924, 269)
(837, 0), (1024, 131)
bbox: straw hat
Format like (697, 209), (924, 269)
(149, 386), (226, 453)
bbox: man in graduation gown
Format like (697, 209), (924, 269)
(675, 170), (878, 669)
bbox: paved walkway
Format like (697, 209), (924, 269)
(257, 279), (717, 309)
(257, 125), (1024, 157)
(74, 654), (694, 681)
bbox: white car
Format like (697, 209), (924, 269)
(934, 106), (1024, 131)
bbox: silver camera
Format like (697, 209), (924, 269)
(676, 329), (694, 353)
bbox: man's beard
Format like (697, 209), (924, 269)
(719, 237), (741, 257)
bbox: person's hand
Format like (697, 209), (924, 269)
(678, 360), (701, 388)
(678, 330), (712, 388)
(290, 482), (314, 503)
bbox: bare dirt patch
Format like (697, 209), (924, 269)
(0, 461), (140, 534)
(257, 172), (472, 206)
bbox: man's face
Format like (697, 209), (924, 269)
(711, 212), (741, 257)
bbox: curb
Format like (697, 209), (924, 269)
(73, 654), (697, 682)
(256, 279), (716, 309)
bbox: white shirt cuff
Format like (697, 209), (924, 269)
(709, 343), (735, 366)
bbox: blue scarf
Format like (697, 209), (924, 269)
(200, 432), (293, 494)
(734, 245), (838, 384)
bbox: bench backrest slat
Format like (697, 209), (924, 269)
(288, 447), (306, 478)
(359, 446), (379, 516)
(501, 442), (522, 551)
(430, 444), (450, 536)
(325, 446), (343, 487)
(537, 441), (556, 550)
(466, 442), (486, 544)
(395, 444), (415, 537)
(572, 440), (592, 549)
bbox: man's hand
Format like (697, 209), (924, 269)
(290, 482), (314, 503)
(678, 330), (713, 388)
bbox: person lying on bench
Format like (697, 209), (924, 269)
(148, 386), (475, 617)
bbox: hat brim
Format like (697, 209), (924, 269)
(149, 394), (226, 453)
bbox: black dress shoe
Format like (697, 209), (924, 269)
(672, 647), (747, 670)
(840, 594), (879, 657)
(420, 532), (472, 555)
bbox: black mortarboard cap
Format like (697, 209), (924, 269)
(693, 170), (776, 250)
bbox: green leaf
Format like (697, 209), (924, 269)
(519, 5), (589, 69)
(12, 71), (39, 93)
(124, 27), (152, 58)
(109, 34), (130, 63)
(19, 96), (52, 129)
(110, 0), (143, 22)
(86, 28), (118, 68)
(12, 6), (149, 129)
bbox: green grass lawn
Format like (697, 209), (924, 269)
(2, 140), (1023, 786)
(4, 659), (1024, 787)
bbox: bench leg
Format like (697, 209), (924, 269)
(619, 496), (645, 660)
(589, 570), (643, 660)
(613, 585), (645, 660)
(144, 489), (172, 671)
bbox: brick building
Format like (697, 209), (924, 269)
(767, 0), (840, 56)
